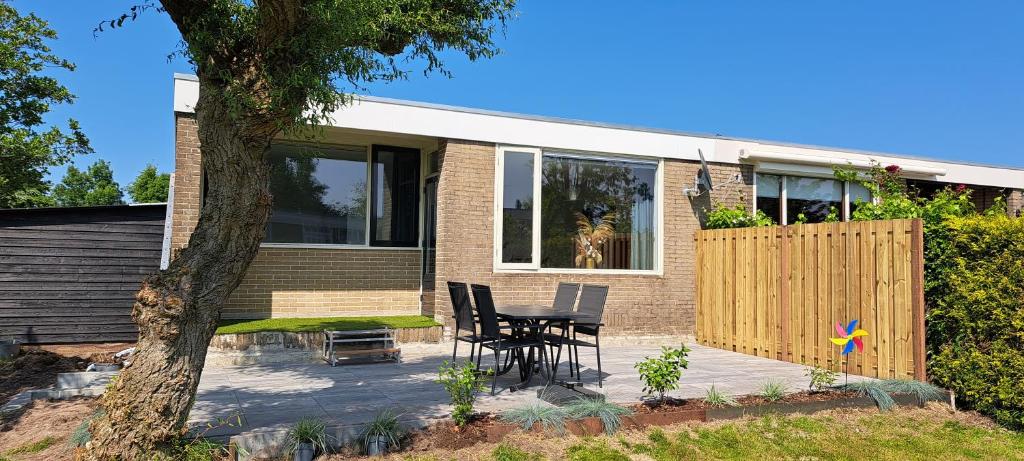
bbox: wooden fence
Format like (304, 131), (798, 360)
(695, 219), (926, 380)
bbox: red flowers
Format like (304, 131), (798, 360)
(885, 164), (902, 174)
(955, 184), (968, 194)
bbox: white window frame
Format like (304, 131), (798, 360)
(493, 145), (663, 275)
(754, 171), (870, 224)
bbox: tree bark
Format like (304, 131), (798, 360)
(83, 80), (275, 459)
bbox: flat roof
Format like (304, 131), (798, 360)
(172, 74), (1024, 188)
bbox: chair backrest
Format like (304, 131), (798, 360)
(552, 282), (581, 311)
(576, 284), (609, 322)
(470, 284), (500, 340)
(447, 281), (475, 335)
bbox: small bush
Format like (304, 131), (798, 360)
(285, 417), (332, 455)
(805, 366), (838, 392)
(704, 202), (775, 229)
(565, 395), (632, 435)
(359, 408), (402, 453)
(68, 409), (104, 448)
(759, 380), (787, 402)
(437, 360), (485, 427)
(881, 379), (944, 405)
(634, 344), (690, 403)
(838, 381), (896, 411)
(500, 402), (567, 434)
(703, 384), (738, 408)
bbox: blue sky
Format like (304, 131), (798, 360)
(20, 1), (1024, 188)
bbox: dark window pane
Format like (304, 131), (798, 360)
(756, 173), (782, 224)
(371, 145), (420, 247)
(501, 151), (534, 264)
(265, 144), (367, 244)
(786, 177), (842, 224)
(541, 155), (657, 270)
(847, 182), (872, 220)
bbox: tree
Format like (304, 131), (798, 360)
(127, 164), (170, 203)
(51, 159), (124, 206)
(85, 1), (515, 458)
(0, 1), (91, 208)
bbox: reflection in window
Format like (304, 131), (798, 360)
(265, 144), (367, 244)
(848, 181), (871, 219)
(786, 177), (842, 224)
(371, 146), (420, 247)
(501, 152), (534, 264)
(540, 155), (656, 270)
(756, 174), (782, 224)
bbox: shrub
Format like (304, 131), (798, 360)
(285, 417), (332, 455)
(759, 380), (787, 402)
(565, 395), (632, 435)
(805, 366), (838, 392)
(437, 360), (485, 427)
(703, 384), (737, 408)
(838, 381), (896, 411)
(69, 409), (104, 448)
(634, 345), (690, 403)
(926, 214), (1024, 429)
(500, 402), (567, 434)
(359, 408), (402, 453)
(704, 202), (774, 229)
(880, 379), (944, 405)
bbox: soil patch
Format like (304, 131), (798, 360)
(36, 343), (133, 365)
(0, 350), (86, 404)
(406, 413), (500, 451)
(0, 398), (96, 461)
(628, 390), (861, 414)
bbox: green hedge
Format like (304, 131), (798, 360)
(927, 213), (1024, 429)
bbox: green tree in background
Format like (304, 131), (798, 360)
(127, 164), (170, 203)
(0, 1), (91, 208)
(51, 160), (123, 206)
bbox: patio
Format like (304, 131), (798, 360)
(190, 341), (866, 439)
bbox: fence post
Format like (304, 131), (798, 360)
(779, 226), (791, 363)
(910, 219), (927, 381)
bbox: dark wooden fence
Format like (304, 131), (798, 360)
(0, 204), (166, 344)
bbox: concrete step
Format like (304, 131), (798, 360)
(57, 371), (118, 390)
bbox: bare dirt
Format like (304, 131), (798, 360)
(0, 398), (97, 461)
(0, 343), (131, 405)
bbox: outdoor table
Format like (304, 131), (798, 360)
(493, 304), (595, 391)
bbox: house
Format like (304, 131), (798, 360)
(169, 73), (1024, 337)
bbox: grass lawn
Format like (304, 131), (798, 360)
(214, 315), (439, 335)
(370, 406), (1024, 461)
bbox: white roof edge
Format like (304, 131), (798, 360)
(171, 74), (1024, 188)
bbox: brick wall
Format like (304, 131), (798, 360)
(223, 247), (421, 318)
(431, 139), (752, 337)
(1008, 189), (1023, 218)
(170, 114), (423, 319)
(170, 113), (203, 251)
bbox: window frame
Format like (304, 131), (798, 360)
(754, 171), (870, 224)
(369, 144), (421, 248)
(260, 141), (423, 250)
(493, 145), (663, 275)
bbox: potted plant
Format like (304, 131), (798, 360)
(285, 417), (332, 461)
(360, 409), (402, 456)
(0, 337), (19, 360)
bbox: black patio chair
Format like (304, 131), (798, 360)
(547, 282), (580, 375)
(564, 284), (609, 387)
(470, 284), (547, 395)
(448, 281), (485, 365)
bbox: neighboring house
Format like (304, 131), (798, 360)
(169, 74), (1024, 337)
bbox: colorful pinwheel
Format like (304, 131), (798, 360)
(830, 320), (868, 356)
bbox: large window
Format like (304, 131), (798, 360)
(755, 173), (872, 224)
(265, 143), (420, 246)
(496, 147), (659, 272)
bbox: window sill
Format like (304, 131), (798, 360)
(492, 267), (663, 277)
(260, 243), (420, 251)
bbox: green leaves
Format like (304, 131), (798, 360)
(127, 164), (171, 203)
(0, 1), (91, 208)
(703, 202), (775, 229)
(51, 160), (124, 207)
(634, 344), (690, 403)
(437, 360), (485, 427)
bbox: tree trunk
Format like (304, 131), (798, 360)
(84, 81), (275, 459)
